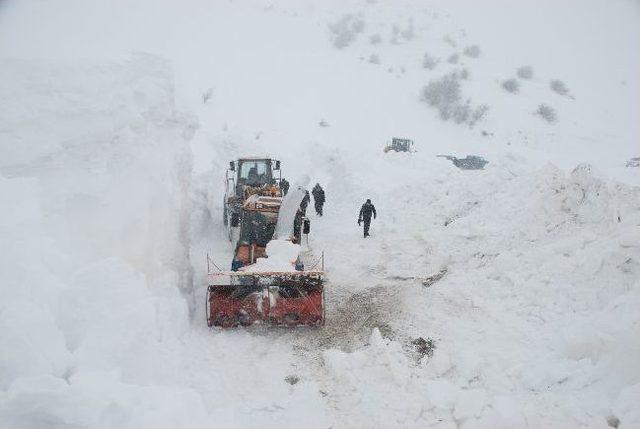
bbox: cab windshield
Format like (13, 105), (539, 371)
(238, 159), (272, 185)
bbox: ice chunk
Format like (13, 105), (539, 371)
(613, 383), (640, 428)
(425, 379), (459, 410)
(454, 389), (487, 420)
(429, 350), (453, 377)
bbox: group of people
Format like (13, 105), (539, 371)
(283, 179), (377, 239)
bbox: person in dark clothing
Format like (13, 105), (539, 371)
(358, 199), (377, 238)
(292, 207), (303, 244)
(300, 190), (310, 215)
(280, 178), (290, 196)
(311, 183), (325, 216)
(247, 167), (259, 183)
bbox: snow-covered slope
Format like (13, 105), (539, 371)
(1, 0), (639, 428)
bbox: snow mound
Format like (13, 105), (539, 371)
(242, 240), (302, 272)
(323, 329), (421, 426)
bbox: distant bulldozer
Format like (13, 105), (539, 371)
(384, 138), (415, 153)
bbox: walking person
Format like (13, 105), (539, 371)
(300, 190), (310, 215)
(280, 178), (290, 196)
(358, 199), (377, 238)
(292, 207), (303, 244)
(311, 183), (325, 216)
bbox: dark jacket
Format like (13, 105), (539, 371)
(312, 185), (325, 204)
(300, 190), (310, 213)
(280, 179), (290, 195)
(293, 208), (303, 243)
(359, 202), (377, 222)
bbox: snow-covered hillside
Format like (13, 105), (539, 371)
(1, 0), (639, 428)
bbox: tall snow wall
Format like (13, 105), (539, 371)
(0, 54), (207, 427)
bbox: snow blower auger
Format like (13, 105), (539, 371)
(206, 269), (325, 328)
(207, 207), (325, 328)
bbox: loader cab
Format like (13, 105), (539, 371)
(227, 158), (281, 200)
(232, 158), (280, 187)
(224, 158), (282, 243)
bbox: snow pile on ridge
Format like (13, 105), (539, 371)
(242, 240), (302, 273)
(323, 329), (490, 427)
(311, 153), (640, 428)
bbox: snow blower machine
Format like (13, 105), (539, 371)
(207, 158), (325, 328)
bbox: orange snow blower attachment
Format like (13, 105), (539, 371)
(211, 157), (324, 328)
(206, 269), (325, 327)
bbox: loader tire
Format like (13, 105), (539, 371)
(214, 314), (234, 328)
(284, 312), (300, 326)
(237, 311), (252, 327)
(230, 212), (240, 227)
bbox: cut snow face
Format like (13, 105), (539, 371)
(0, 55), (203, 427)
(241, 240), (302, 273)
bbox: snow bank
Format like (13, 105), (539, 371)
(323, 329), (425, 427)
(311, 150), (640, 428)
(0, 55), (202, 427)
(322, 329), (485, 427)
